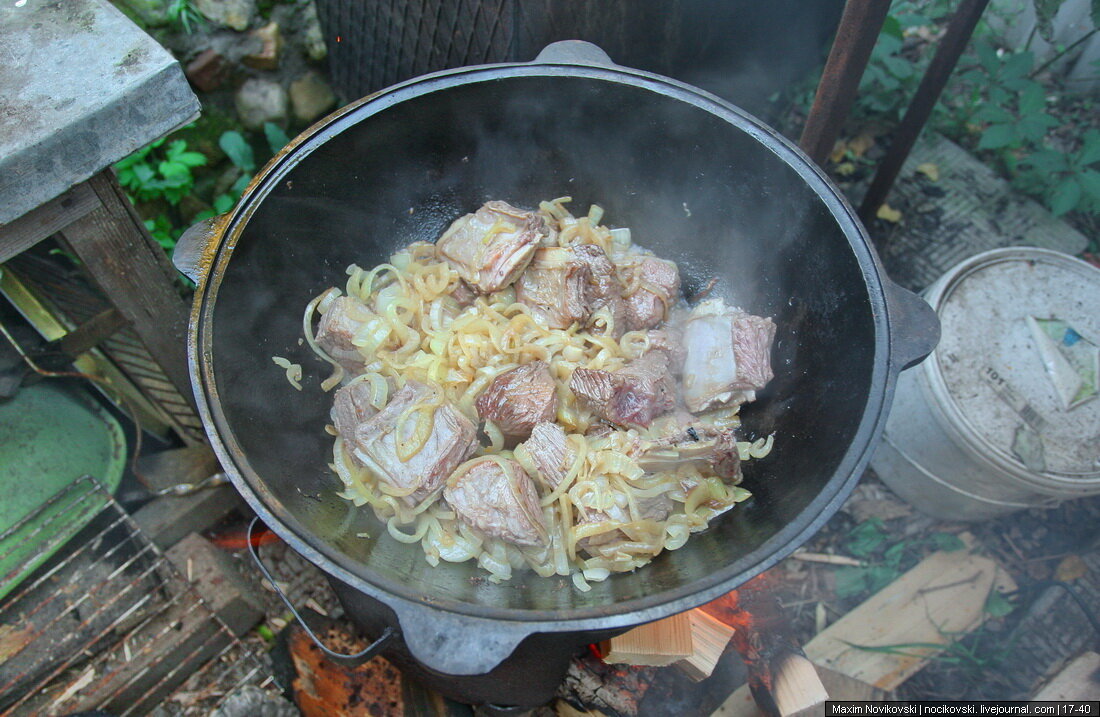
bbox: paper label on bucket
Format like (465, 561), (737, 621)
(1027, 316), (1099, 411)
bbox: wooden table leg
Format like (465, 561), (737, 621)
(60, 170), (195, 410)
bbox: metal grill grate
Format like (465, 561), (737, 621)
(314, 0), (684, 102)
(0, 476), (273, 715)
(2, 251), (205, 445)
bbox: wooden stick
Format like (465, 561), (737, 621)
(791, 551), (864, 567)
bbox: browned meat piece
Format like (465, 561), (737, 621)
(515, 243), (626, 335)
(635, 425), (741, 481)
(520, 422), (575, 490)
(644, 327), (685, 370)
(315, 296), (373, 373)
(436, 201), (546, 293)
(573, 244), (627, 336)
(347, 380), (478, 506)
(569, 352), (676, 429)
(331, 380), (381, 439)
(682, 299), (776, 412)
(515, 247), (588, 329)
(451, 279), (477, 307)
(444, 458), (548, 547)
(475, 361), (558, 438)
(576, 494), (674, 555)
(619, 255), (681, 330)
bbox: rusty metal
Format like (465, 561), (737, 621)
(0, 476), (273, 715)
(799, 0), (893, 166)
(858, 0), (991, 223)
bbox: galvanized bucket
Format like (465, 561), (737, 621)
(872, 247), (1100, 521)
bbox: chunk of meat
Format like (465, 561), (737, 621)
(576, 493), (674, 556)
(619, 255), (681, 330)
(573, 244), (627, 336)
(450, 279), (477, 307)
(643, 327), (685, 370)
(331, 380), (381, 439)
(569, 352), (676, 429)
(436, 201), (546, 293)
(315, 296), (373, 373)
(444, 458), (548, 547)
(475, 361), (558, 438)
(634, 425), (742, 482)
(347, 380), (478, 506)
(520, 422), (575, 490)
(515, 244), (626, 335)
(682, 299), (776, 412)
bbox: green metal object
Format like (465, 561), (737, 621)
(0, 381), (126, 600)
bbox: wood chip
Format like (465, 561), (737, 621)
(603, 612), (693, 667)
(916, 162), (940, 181)
(804, 546), (1016, 690)
(1033, 651), (1100, 700)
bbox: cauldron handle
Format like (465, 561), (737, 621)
(246, 517), (398, 667)
(885, 279), (940, 371)
(172, 214), (227, 284)
(533, 40), (616, 67)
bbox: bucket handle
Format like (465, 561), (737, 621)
(246, 517), (398, 667)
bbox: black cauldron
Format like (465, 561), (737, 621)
(175, 41), (938, 707)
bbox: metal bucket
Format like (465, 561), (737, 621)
(872, 247), (1100, 521)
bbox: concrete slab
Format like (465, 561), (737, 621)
(0, 0), (200, 224)
(874, 133), (1089, 291)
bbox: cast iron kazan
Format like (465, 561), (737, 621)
(175, 41), (939, 707)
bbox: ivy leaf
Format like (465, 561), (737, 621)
(133, 164), (156, 184)
(1049, 178), (1082, 216)
(230, 173), (252, 195)
(1033, 0), (1061, 42)
(219, 131), (255, 173)
(881, 15), (903, 40)
(213, 193), (237, 213)
(984, 590), (1015, 618)
(1078, 130), (1100, 166)
(930, 532), (965, 552)
(264, 122), (290, 155)
(976, 41), (1000, 73)
(1078, 169), (1100, 201)
(1017, 83), (1048, 115)
(978, 123), (1017, 149)
(1001, 51), (1035, 81)
(158, 160), (189, 179)
(176, 151), (207, 168)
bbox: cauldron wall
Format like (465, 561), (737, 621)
(208, 75), (874, 612)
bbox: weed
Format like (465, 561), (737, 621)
(834, 519), (965, 600)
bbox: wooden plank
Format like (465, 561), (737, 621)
(1033, 651), (1100, 700)
(712, 683), (760, 717)
(814, 664), (888, 702)
(803, 547), (1017, 691)
(771, 654), (829, 717)
(603, 612), (695, 667)
(678, 609), (737, 681)
(0, 182), (99, 262)
(60, 171), (194, 406)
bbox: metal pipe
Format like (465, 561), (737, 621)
(859, 0), (991, 223)
(799, 0), (894, 166)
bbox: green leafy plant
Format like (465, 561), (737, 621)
(114, 136), (208, 250)
(834, 519), (966, 600)
(195, 122), (290, 221)
(166, 0), (204, 34)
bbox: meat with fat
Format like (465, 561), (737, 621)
(343, 380), (478, 506)
(634, 424), (742, 482)
(569, 351), (677, 429)
(681, 298), (776, 412)
(475, 361), (557, 439)
(444, 458), (549, 547)
(576, 493), (674, 556)
(314, 295), (374, 373)
(330, 380), (382, 439)
(618, 254), (681, 330)
(515, 243), (626, 335)
(520, 422), (574, 490)
(436, 201), (546, 293)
